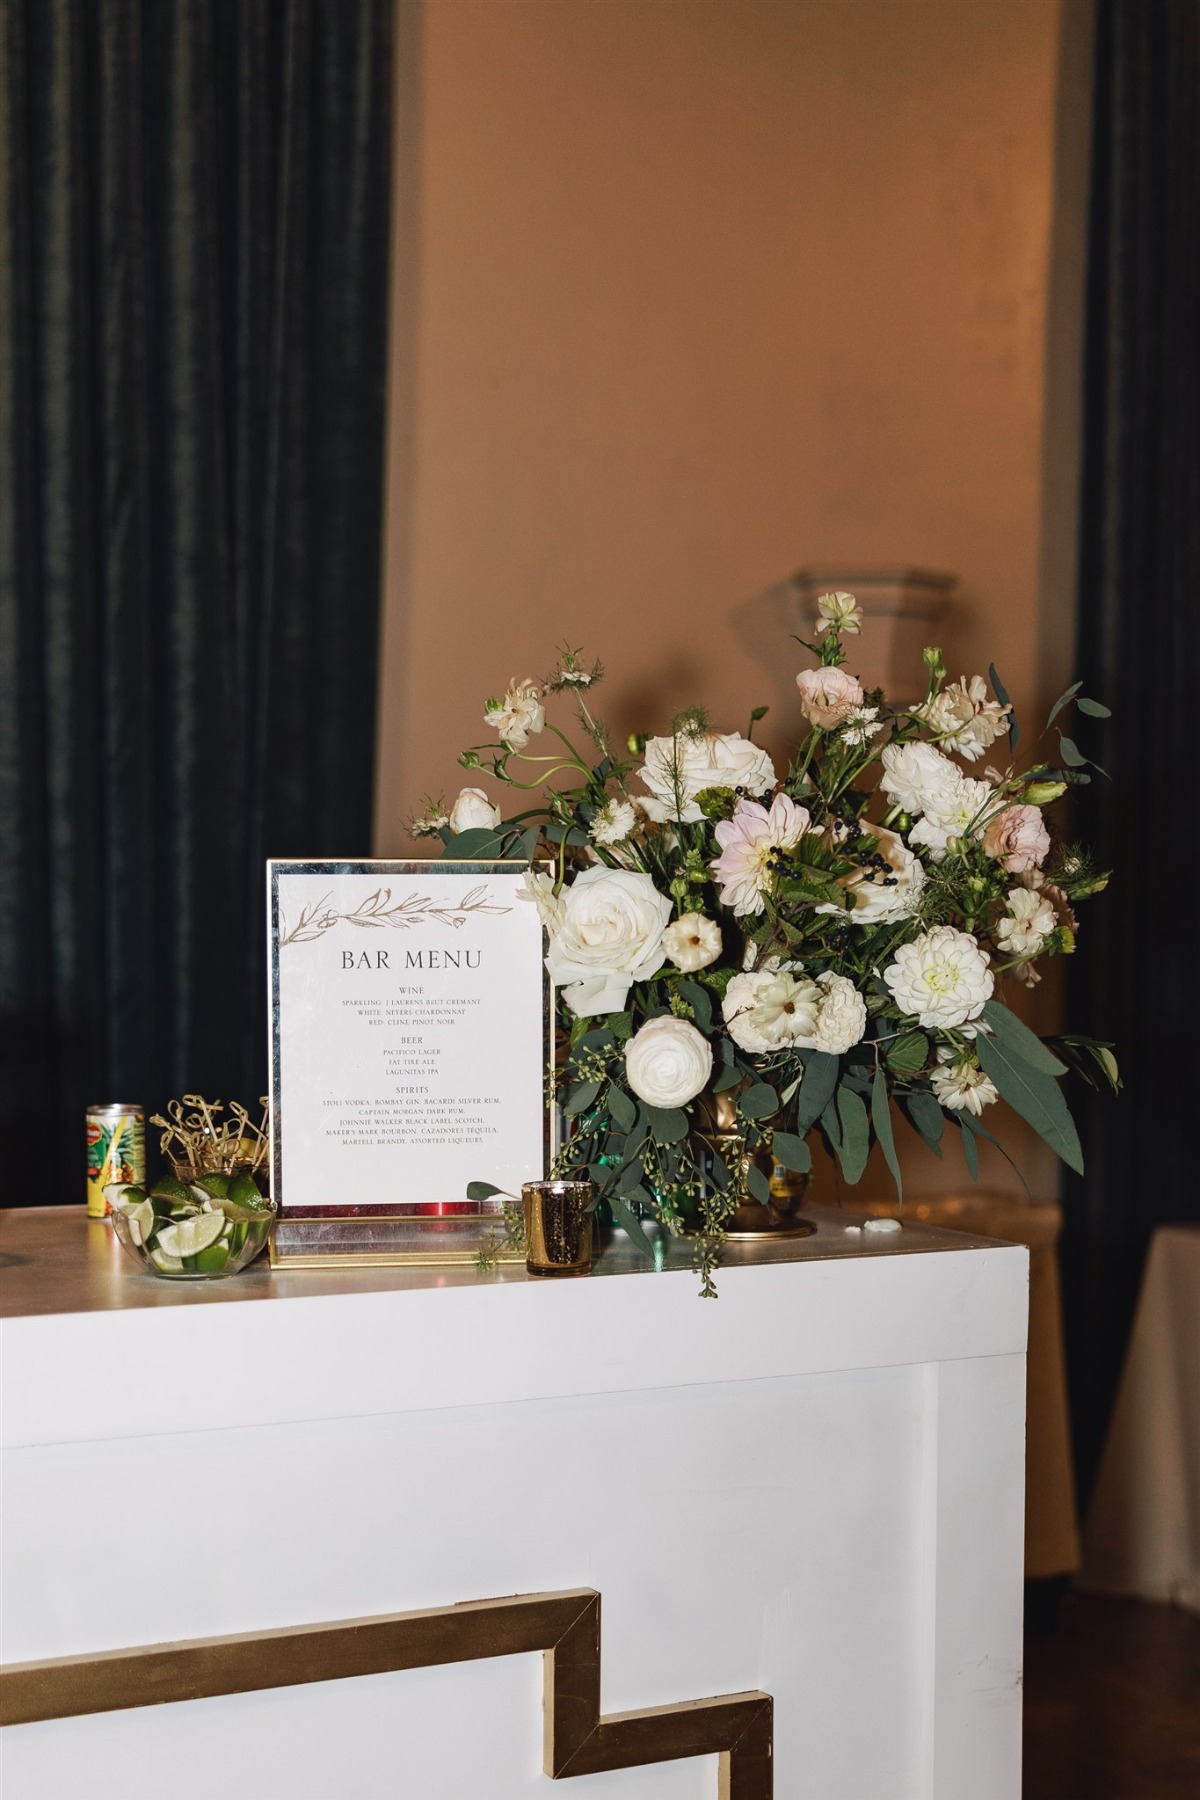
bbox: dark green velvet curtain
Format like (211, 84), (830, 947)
(1065, 0), (1200, 1494)
(0, 1), (393, 1199)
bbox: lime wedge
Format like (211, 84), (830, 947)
(105, 1184), (147, 1210)
(150, 1175), (192, 1204)
(155, 1212), (229, 1259)
(125, 1199), (156, 1246)
(149, 1247), (185, 1274)
(227, 1173), (266, 1209)
(193, 1173), (231, 1199)
(191, 1242), (231, 1275)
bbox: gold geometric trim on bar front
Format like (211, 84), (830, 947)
(0, 1588), (772, 1798)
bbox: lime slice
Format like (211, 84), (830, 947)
(155, 1211), (228, 1259)
(125, 1199), (156, 1246)
(105, 1184), (147, 1210)
(191, 1242), (231, 1275)
(193, 1173), (231, 1199)
(149, 1246), (185, 1274)
(149, 1175), (192, 1204)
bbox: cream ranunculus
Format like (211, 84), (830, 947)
(624, 1016), (713, 1109)
(806, 972), (868, 1055)
(484, 677), (545, 749)
(662, 912), (723, 972)
(795, 665), (864, 729)
(638, 732), (777, 824)
(722, 965), (821, 1054)
(882, 926), (994, 1030)
(816, 823), (925, 924)
(448, 786), (501, 834)
(879, 741), (962, 817)
(543, 866), (672, 1017)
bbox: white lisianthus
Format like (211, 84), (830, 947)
(448, 787), (501, 834)
(589, 798), (638, 846)
(722, 965), (821, 1054)
(662, 913), (723, 972)
(908, 775), (995, 860)
(995, 887), (1056, 957)
(519, 868), (566, 934)
(484, 677), (545, 749)
(709, 792), (812, 916)
(816, 590), (864, 635)
(807, 972), (868, 1055)
(624, 1016), (713, 1109)
(882, 926), (994, 1030)
(543, 866), (672, 1018)
(879, 741), (962, 817)
(817, 824), (925, 925)
(919, 676), (1011, 762)
(638, 732), (776, 824)
(840, 705), (882, 747)
(930, 1049), (999, 1116)
(796, 666), (864, 729)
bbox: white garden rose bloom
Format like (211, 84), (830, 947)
(919, 676), (1011, 761)
(816, 590), (864, 634)
(882, 926), (994, 1030)
(722, 966), (821, 1054)
(638, 732), (776, 824)
(624, 1016), (713, 1109)
(662, 913), (722, 972)
(807, 972), (868, 1055)
(589, 798), (638, 846)
(816, 824), (925, 924)
(995, 887), (1056, 957)
(484, 677), (545, 749)
(879, 741), (962, 817)
(448, 786), (501, 834)
(543, 866), (672, 1017)
(930, 1049), (999, 1115)
(907, 775), (994, 860)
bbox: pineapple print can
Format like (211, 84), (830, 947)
(86, 1105), (145, 1218)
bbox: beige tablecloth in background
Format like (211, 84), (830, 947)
(860, 1192), (1081, 1580)
(1082, 1224), (1200, 1612)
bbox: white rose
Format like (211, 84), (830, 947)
(919, 676), (1011, 761)
(807, 972), (868, 1055)
(448, 787), (502, 834)
(624, 1016), (713, 1109)
(995, 887), (1056, 957)
(544, 866), (672, 1018)
(816, 824), (925, 925)
(662, 913), (723, 973)
(930, 1049), (999, 1115)
(638, 732), (777, 824)
(882, 926), (994, 1030)
(879, 742), (962, 817)
(907, 775), (994, 860)
(722, 966), (821, 1054)
(484, 677), (545, 749)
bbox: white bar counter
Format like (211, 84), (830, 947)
(0, 1205), (1029, 1799)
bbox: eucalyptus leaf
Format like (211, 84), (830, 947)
(871, 1069), (903, 1202)
(770, 1130), (812, 1175)
(1058, 734), (1087, 768)
(886, 1031), (929, 1076)
(905, 1091), (945, 1156)
(981, 1001), (1067, 1075)
(740, 1082), (779, 1120)
(821, 1097), (843, 1154)
(836, 1085), (870, 1185)
(795, 1052), (840, 1132)
(958, 1111), (1031, 1197)
(677, 981), (713, 1032)
(745, 1162), (772, 1206)
(563, 1081), (601, 1117)
(959, 1118), (980, 1179)
(1046, 679), (1082, 728)
(710, 1149), (732, 1191)
(711, 1064), (745, 1092)
(644, 1105), (689, 1145)
(440, 827), (505, 858)
(608, 1194), (657, 1262)
(974, 1035), (1084, 1174)
(607, 1085), (637, 1132)
(466, 1181), (506, 1202)
(1076, 696), (1111, 718)
(988, 662), (1019, 748)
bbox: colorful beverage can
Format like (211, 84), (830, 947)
(86, 1105), (146, 1218)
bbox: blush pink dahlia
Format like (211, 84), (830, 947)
(710, 793), (811, 916)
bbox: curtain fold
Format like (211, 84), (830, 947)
(1065, 0), (1200, 1495)
(0, 0), (394, 1198)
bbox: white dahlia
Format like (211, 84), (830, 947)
(907, 775), (994, 860)
(882, 926), (994, 1030)
(879, 741), (962, 817)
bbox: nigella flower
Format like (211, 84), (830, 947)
(709, 793), (812, 916)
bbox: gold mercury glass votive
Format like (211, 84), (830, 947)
(522, 1180), (595, 1277)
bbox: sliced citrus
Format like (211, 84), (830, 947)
(191, 1242), (231, 1275)
(149, 1246), (185, 1274)
(125, 1199), (156, 1246)
(227, 1173), (266, 1209)
(105, 1184), (146, 1210)
(155, 1211), (229, 1259)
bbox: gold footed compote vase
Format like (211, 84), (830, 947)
(690, 1087), (817, 1241)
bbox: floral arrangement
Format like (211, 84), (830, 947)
(412, 600), (1116, 1294)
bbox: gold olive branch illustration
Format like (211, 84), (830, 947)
(278, 885), (510, 947)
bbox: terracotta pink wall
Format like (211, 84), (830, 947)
(374, 0), (1090, 1198)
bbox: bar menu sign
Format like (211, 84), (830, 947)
(268, 861), (548, 1241)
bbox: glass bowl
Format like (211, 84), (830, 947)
(108, 1174), (275, 1279)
